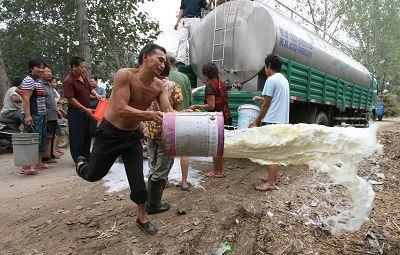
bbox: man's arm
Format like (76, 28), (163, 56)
(250, 96), (271, 127)
(174, 9), (184, 30)
(67, 98), (94, 118)
(11, 94), (22, 103)
(112, 69), (162, 122)
(90, 89), (101, 100)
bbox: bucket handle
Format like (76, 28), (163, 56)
(25, 124), (38, 133)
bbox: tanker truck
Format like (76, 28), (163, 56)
(184, 0), (378, 127)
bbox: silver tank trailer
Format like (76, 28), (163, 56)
(190, 0), (371, 89)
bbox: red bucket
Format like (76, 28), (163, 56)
(93, 99), (109, 122)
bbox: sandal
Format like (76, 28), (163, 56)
(20, 168), (38, 175)
(254, 184), (276, 192)
(136, 218), (157, 235)
(205, 172), (226, 178)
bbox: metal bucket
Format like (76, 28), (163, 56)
(237, 104), (260, 129)
(162, 112), (224, 156)
(12, 133), (39, 166)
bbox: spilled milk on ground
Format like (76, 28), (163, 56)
(224, 123), (382, 235)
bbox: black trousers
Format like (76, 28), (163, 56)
(46, 120), (58, 159)
(78, 119), (148, 204)
(68, 107), (91, 163)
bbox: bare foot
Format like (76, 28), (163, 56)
(259, 176), (268, 182)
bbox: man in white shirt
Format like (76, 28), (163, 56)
(0, 78), (23, 123)
(250, 54), (290, 191)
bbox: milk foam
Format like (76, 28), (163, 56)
(224, 124), (382, 234)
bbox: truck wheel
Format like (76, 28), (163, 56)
(314, 112), (329, 126)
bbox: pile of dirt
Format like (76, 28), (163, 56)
(0, 121), (399, 255)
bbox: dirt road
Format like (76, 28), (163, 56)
(1, 119), (399, 255)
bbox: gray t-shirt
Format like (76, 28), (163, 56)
(261, 73), (290, 124)
(1, 86), (22, 115)
(42, 81), (58, 121)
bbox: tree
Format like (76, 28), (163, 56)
(342, 0), (400, 96)
(0, 48), (9, 109)
(87, 0), (160, 82)
(383, 94), (400, 117)
(0, 0), (79, 81)
(0, 0), (160, 85)
(77, 0), (92, 78)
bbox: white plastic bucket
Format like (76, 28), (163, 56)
(162, 112), (224, 156)
(12, 133), (39, 166)
(237, 104), (260, 129)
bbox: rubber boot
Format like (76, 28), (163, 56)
(147, 179), (170, 215)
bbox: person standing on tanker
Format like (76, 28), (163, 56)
(250, 54), (290, 191)
(174, 0), (208, 65)
(143, 58), (183, 214)
(167, 54), (192, 191)
(190, 62), (232, 178)
(75, 44), (175, 235)
(63, 57), (101, 163)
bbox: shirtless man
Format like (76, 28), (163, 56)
(75, 44), (174, 235)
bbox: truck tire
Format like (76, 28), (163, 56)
(314, 112), (329, 126)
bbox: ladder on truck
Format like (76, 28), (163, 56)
(211, 2), (233, 73)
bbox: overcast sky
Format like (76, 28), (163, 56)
(140, 0), (182, 53)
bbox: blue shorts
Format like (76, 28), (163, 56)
(21, 113), (47, 156)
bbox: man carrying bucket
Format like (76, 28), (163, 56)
(75, 44), (175, 235)
(250, 54), (290, 191)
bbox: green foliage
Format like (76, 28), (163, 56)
(383, 94), (400, 117)
(0, 0), (78, 81)
(342, 0), (400, 96)
(0, 0), (160, 84)
(87, 0), (160, 84)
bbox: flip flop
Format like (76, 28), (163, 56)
(205, 172), (226, 178)
(20, 168), (39, 175)
(36, 164), (53, 170)
(136, 218), (157, 235)
(254, 184), (276, 192)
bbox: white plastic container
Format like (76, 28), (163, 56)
(237, 104), (260, 129)
(12, 133), (39, 166)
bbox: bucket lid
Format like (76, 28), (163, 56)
(238, 104), (260, 111)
